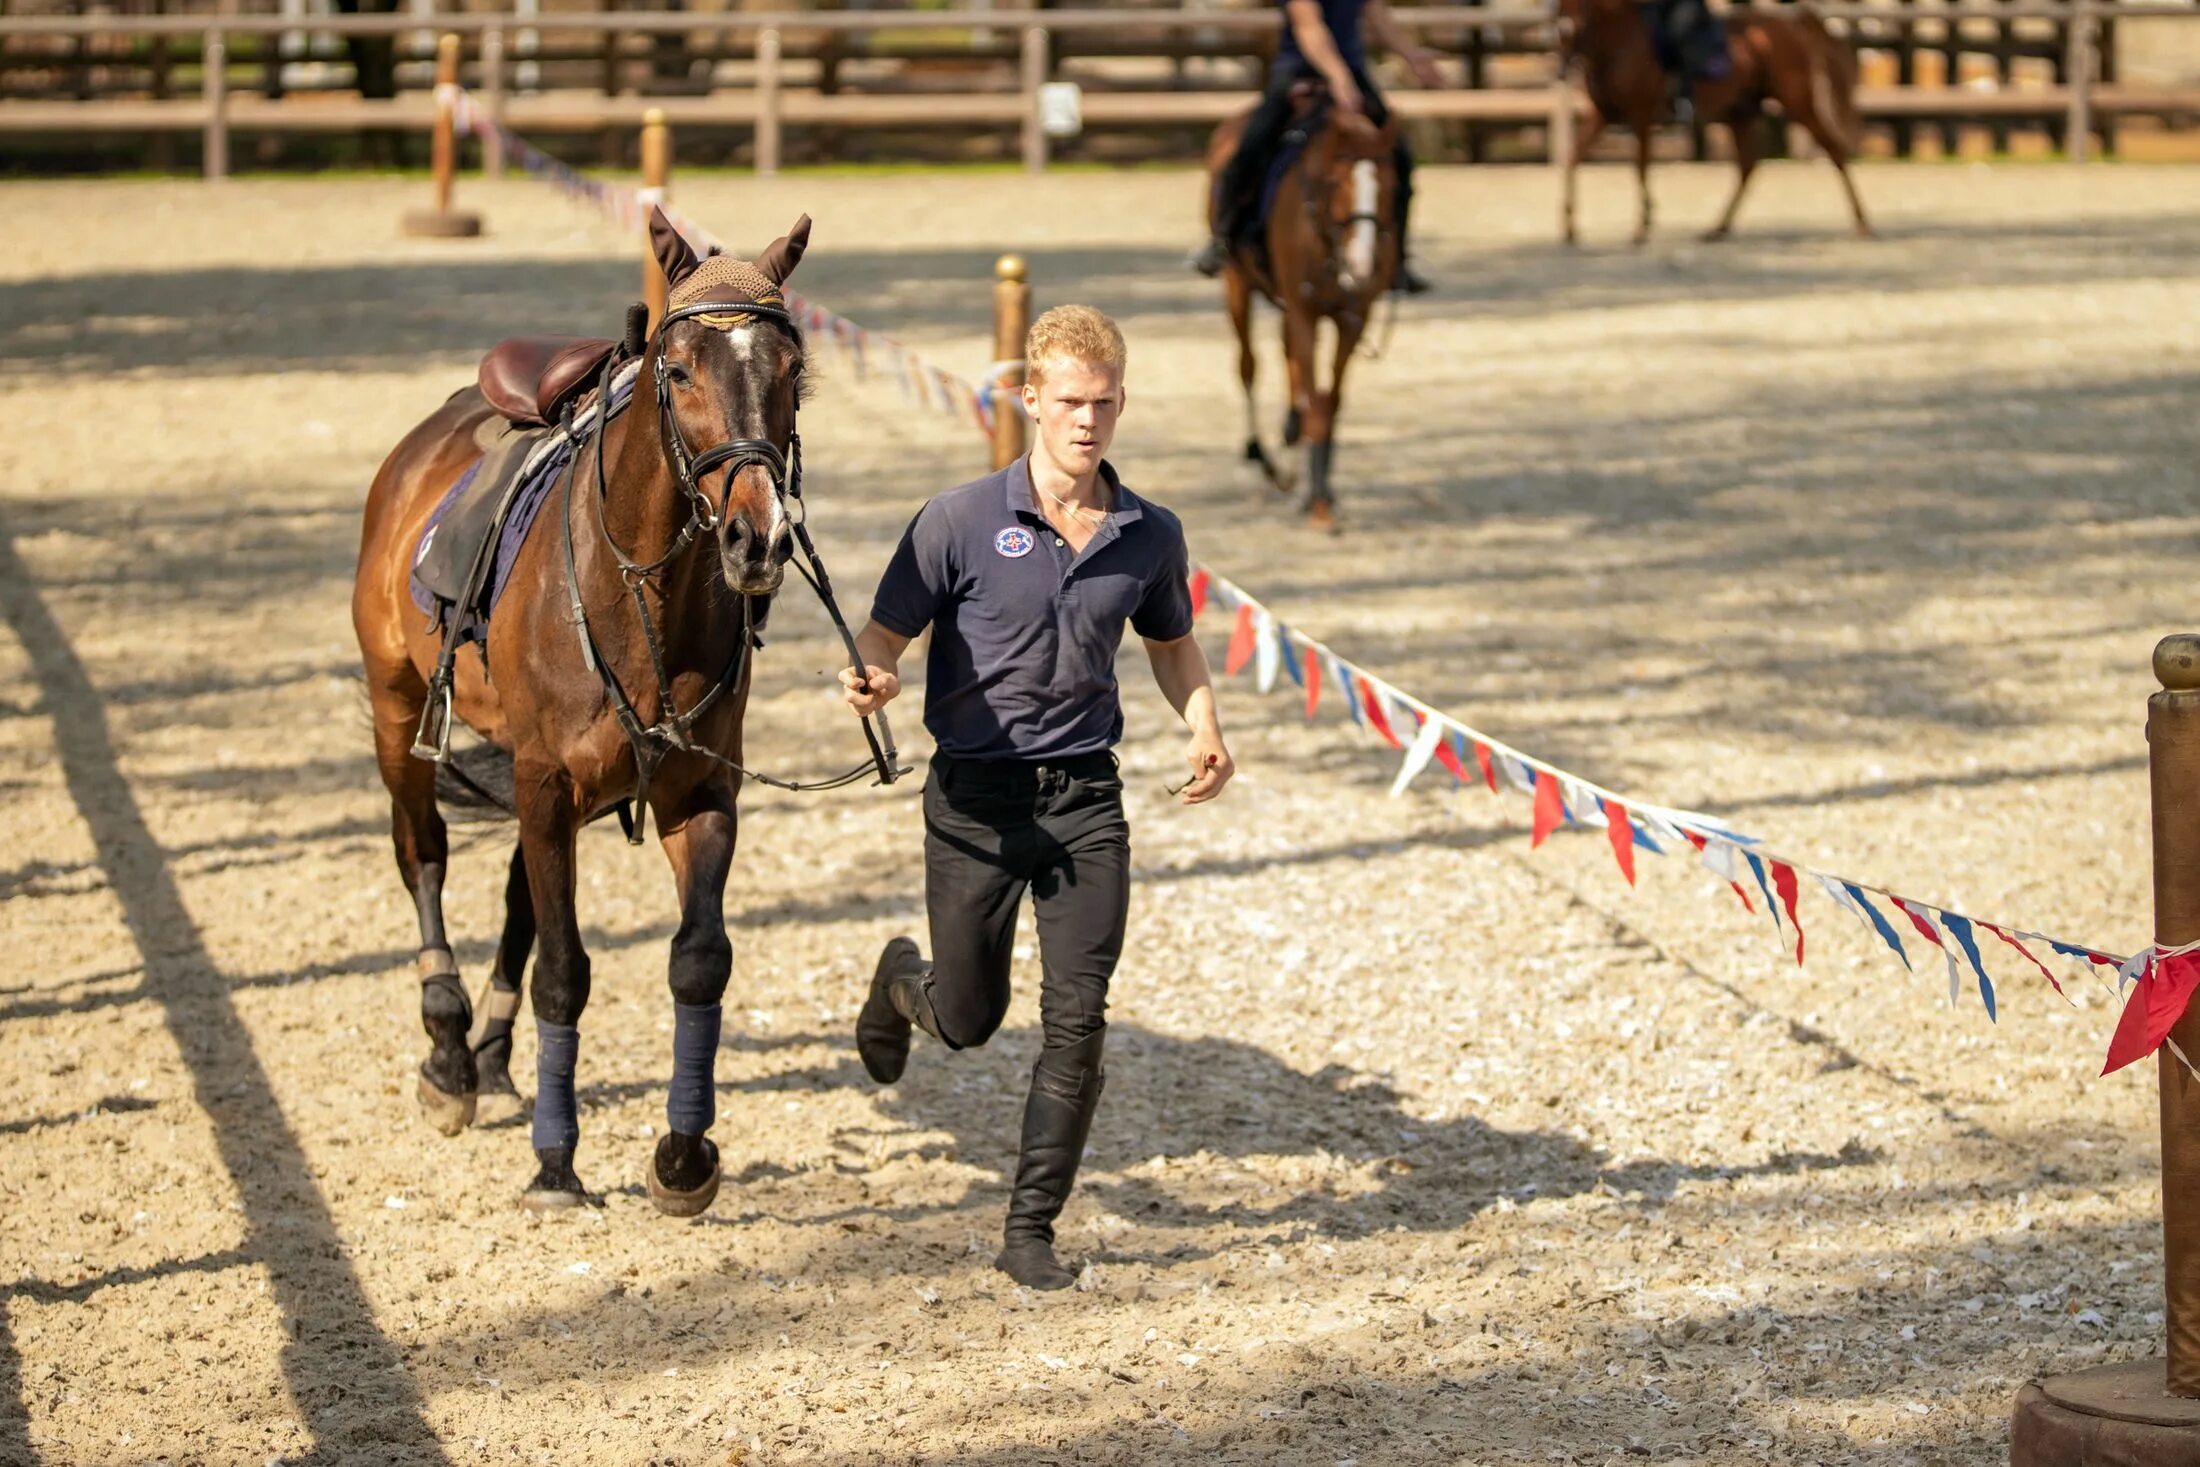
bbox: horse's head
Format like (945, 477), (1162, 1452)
(1308, 109), (1397, 298)
(647, 209), (813, 598)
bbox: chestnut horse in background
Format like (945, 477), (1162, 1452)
(1204, 83), (1399, 531)
(1557, 0), (1873, 245)
(353, 213), (833, 1216)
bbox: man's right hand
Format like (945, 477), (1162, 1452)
(839, 665), (901, 717)
(1328, 72), (1365, 115)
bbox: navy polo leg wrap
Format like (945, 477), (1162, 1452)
(532, 1020), (581, 1152)
(666, 1002), (721, 1137)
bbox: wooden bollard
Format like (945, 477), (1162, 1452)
(2008, 635), (2200, 1463)
(641, 108), (671, 330)
(402, 34), (482, 238)
(989, 254), (1030, 472)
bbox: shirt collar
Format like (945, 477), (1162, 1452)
(1007, 455), (1144, 526)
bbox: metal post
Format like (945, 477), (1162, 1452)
(990, 253), (1030, 472)
(2153, 633), (2200, 1397)
(2067, 0), (2096, 163)
(203, 28), (228, 181)
(402, 34), (481, 236)
(642, 107), (671, 330)
(1548, 71), (1575, 179)
(482, 24), (505, 178)
(1021, 26), (1049, 174)
(757, 26), (782, 177)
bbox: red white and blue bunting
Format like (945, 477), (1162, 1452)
(1188, 563), (2169, 1057)
(448, 91), (1016, 439)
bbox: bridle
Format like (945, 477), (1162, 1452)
(560, 298), (906, 845)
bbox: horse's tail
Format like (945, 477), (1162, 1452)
(436, 740), (516, 822)
(1797, 5), (1862, 155)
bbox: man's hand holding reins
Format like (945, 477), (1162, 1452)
(841, 620), (912, 718)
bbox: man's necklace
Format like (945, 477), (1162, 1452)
(1037, 481), (1109, 527)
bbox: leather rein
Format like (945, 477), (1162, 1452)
(560, 299), (906, 845)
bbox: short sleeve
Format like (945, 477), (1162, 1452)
(869, 502), (954, 637)
(1130, 519), (1196, 642)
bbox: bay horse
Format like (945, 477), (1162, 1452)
(1203, 83), (1398, 531)
(1557, 0), (1872, 245)
(353, 210), (891, 1213)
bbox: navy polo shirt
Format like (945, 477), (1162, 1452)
(1276, 0), (1367, 75)
(869, 456), (1196, 762)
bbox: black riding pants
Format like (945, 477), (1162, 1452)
(921, 752), (1131, 1054)
(1215, 59), (1415, 249)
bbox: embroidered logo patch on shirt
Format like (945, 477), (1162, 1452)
(994, 527), (1035, 559)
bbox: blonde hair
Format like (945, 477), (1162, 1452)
(1025, 305), (1126, 387)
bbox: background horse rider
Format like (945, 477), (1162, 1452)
(1192, 0), (1444, 294)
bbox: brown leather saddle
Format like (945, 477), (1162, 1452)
(477, 334), (619, 428)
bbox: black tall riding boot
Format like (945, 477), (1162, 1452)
(996, 1028), (1106, 1291)
(857, 936), (952, 1084)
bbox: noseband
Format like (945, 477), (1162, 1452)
(561, 299), (906, 846)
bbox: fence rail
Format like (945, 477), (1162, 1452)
(5, 2), (2199, 174)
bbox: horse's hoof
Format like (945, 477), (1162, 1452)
(519, 1183), (593, 1212)
(1699, 229), (1731, 244)
(415, 1071), (476, 1137)
(474, 1087), (525, 1126)
(1307, 502), (1340, 534)
(647, 1136), (721, 1219)
(519, 1148), (597, 1212)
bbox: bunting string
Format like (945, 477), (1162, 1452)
(1186, 563), (2164, 1066)
(448, 91), (1016, 439)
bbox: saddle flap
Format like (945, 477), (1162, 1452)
(478, 335), (620, 428)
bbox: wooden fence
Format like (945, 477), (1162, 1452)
(3, 3), (2197, 175)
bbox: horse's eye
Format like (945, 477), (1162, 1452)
(666, 363), (693, 388)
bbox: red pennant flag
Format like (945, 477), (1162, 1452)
(1304, 652), (1322, 719)
(1899, 903), (1947, 952)
(1357, 679), (1402, 749)
(1531, 771), (1564, 848)
(1188, 568), (1210, 618)
(2104, 951), (2200, 1075)
(1605, 800), (1636, 886)
(1433, 733), (1470, 784)
(1224, 604), (1256, 676)
(1772, 862), (1804, 964)
(1473, 740), (1497, 793)
(1983, 923), (2066, 998)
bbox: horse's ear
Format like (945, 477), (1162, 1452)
(648, 207), (702, 290)
(755, 214), (812, 285)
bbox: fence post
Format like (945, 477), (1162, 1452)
(203, 27), (228, 181)
(482, 24), (506, 179)
(2153, 634), (2200, 1398)
(1548, 71), (1574, 183)
(2066, 0), (2096, 164)
(990, 253), (1030, 472)
(2008, 634), (2200, 1462)
(403, 34), (482, 237)
(1021, 26), (1050, 173)
(642, 107), (671, 329)
(757, 25), (783, 177)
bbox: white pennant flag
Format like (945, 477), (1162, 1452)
(1896, 898), (1964, 1006)
(1564, 780), (1607, 828)
(1389, 711), (1446, 798)
(1816, 874), (1870, 928)
(1698, 836), (1741, 886)
(1253, 611), (1281, 695)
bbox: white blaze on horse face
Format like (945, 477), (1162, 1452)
(721, 319), (788, 551)
(1344, 160), (1379, 289)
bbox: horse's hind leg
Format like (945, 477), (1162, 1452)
(1704, 108), (1762, 241)
(1226, 267), (1289, 495)
(645, 785), (738, 1218)
(1798, 114), (1873, 238)
(1563, 110), (1606, 245)
(370, 684), (477, 1136)
(514, 767), (594, 1209)
(468, 843), (534, 1122)
(1630, 122), (1657, 246)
